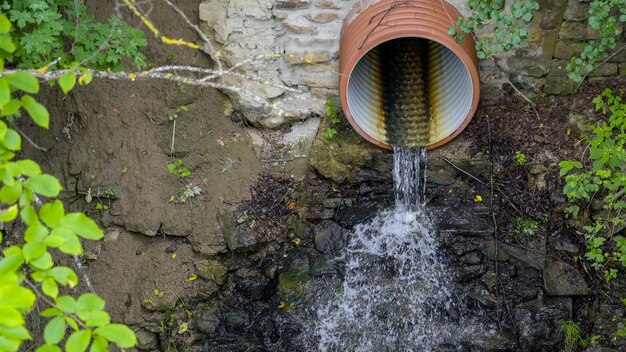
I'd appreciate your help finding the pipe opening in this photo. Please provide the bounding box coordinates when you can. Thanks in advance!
[346,37,474,148]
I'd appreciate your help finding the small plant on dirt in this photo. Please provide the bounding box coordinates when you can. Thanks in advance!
[104,187,118,198]
[515,151,527,165]
[560,88,626,282]
[167,160,191,180]
[514,217,538,236]
[179,184,202,203]
[95,201,109,212]
[324,98,340,140]
[449,0,540,59]
[168,105,190,121]
[560,320,581,352]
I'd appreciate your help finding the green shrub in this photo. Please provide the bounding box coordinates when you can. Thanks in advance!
[0,1,146,70]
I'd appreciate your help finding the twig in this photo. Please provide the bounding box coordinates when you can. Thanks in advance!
[261,156,306,163]
[487,116,519,342]
[170,119,176,158]
[12,124,48,152]
[25,279,87,329]
[161,0,223,72]
[440,157,486,185]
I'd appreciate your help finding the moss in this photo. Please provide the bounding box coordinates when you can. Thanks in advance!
[309,117,384,183]
[277,267,310,311]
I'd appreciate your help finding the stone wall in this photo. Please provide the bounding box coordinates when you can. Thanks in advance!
[198,0,626,127]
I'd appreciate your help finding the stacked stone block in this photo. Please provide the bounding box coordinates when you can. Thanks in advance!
[199,0,626,127]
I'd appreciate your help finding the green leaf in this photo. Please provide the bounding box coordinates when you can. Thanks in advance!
[94,324,136,348]
[66,317,79,331]
[0,204,18,222]
[0,15,11,33]
[0,325,31,341]
[35,344,62,352]
[82,311,111,328]
[0,286,36,308]
[14,160,41,177]
[49,266,78,288]
[44,316,66,344]
[21,95,49,128]
[59,71,76,95]
[25,223,49,242]
[23,242,45,261]
[40,308,63,317]
[42,278,59,298]
[61,213,103,240]
[79,69,93,86]
[29,251,53,270]
[7,72,39,94]
[25,174,62,197]
[0,336,20,352]
[20,205,38,226]
[56,296,77,314]
[1,99,21,117]
[89,336,108,352]
[0,36,15,53]
[3,129,21,151]
[53,228,83,255]
[0,78,10,107]
[40,200,64,228]
[77,293,105,313]
[43,235,65,248]
[0,254,24,275]
[0,305,24,327]
[66,329,91,352]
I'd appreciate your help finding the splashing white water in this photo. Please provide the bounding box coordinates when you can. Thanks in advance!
[316,148,468,351]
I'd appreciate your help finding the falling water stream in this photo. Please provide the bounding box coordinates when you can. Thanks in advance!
[316,146,469,351]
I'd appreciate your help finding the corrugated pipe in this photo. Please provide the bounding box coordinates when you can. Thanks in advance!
[339,0,480,149]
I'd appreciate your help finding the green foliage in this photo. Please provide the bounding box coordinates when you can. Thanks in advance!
[514,217,538,236]
[167,160,191,180]
[0,15,136,351]
[560,320,581,352]
[324,99,340,140]
[449,0,540,59]
[566,0,626,82]
[560,88,626,280]
[168,105,189,121]
[179,185,201,203]
[0,1,147,70]
[515,151,527,165]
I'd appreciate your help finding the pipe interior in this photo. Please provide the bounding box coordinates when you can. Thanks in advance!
[346,37,474,146]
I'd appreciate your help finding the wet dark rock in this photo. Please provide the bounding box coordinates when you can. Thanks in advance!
[431,206,494,236]
[305,207,335,220]
[277,253,310,310]
[501,237,546,270]
[461,251,484,265]
[314,220,348,254]
[543,260,589,296]
[234,268,272,300]
[195,302,221,335]
[457,264,488,283]
[224,309,250,331]
[321,198,342,208]
[335,201,385,228]
[308,251,339,277]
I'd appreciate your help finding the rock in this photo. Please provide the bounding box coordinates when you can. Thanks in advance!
[135,329,158,350]
[527,163,548,191]
[283,15,316,33]
[247,130,266,159]
[321,198,342,208]
[308,251,338,276]
[461,251,484,265]
[189,217,228,256]
[194,259,229,285]
[234,268,272,300]
[194,302,221,335]
[501,237,546,270]
[457,264,487,283]
[274,0,310,9]
[544,260,589,296]
[103,229,120,242]
[217,207,261,252]
[277,250,310,310]
[564,0,589,21]
[224,309,250,331]
[306,12,339,23]
[314,220,348,254]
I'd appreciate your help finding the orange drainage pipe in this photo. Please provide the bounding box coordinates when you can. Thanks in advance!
[339,0,480,150]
